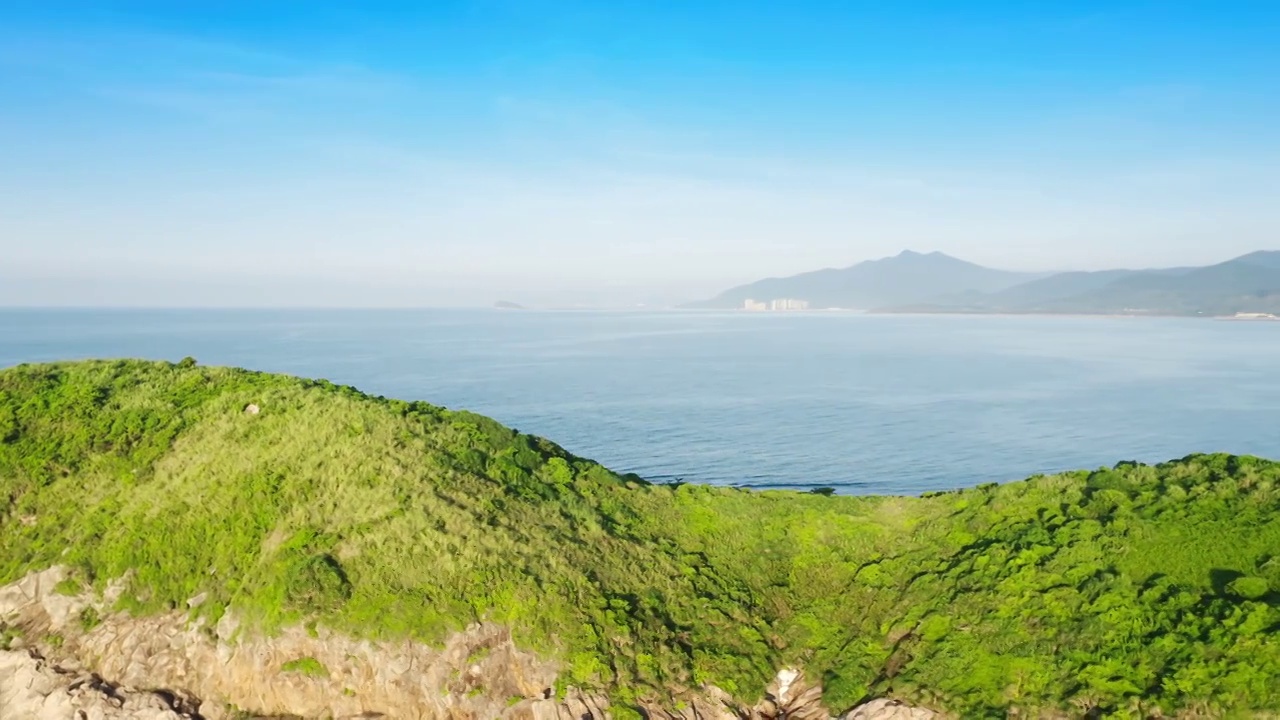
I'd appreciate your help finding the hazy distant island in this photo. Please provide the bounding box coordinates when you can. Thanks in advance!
[494,300,528,310]
[687,249,1280,317]
[2,360,1278,718]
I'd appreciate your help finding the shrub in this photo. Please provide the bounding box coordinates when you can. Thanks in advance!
[1227,576,1270,600]
[280,657,329,678]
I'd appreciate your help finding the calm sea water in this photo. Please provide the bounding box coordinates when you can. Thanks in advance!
[2,309,1277,494]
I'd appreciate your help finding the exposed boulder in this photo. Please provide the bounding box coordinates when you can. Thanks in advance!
[842,699,939,719]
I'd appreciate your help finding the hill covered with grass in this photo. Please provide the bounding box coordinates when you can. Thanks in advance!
[1,360,1278,718]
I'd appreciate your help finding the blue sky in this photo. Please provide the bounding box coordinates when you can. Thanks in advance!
[2,1,1279,306]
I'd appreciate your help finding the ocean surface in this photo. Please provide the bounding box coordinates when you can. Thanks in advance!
[2,309,1278,495]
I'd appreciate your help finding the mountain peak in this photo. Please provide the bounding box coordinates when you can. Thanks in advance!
[687,250,1037,309]
[1232,250,1280,269]
[895,249,949,259]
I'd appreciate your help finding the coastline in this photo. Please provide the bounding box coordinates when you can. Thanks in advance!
[681,305,1280,320]
[681,307,1258,320]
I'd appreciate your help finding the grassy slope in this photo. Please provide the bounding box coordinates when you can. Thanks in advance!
[0,360,1278,718]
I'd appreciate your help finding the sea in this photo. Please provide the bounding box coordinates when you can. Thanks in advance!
[2,308,1278,495]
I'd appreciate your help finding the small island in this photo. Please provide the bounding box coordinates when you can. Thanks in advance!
[493,300,527,310]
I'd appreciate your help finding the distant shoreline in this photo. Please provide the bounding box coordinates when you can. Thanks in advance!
[687,249,1280,320]
[2,306,1276,320]
[678,307,1277,320]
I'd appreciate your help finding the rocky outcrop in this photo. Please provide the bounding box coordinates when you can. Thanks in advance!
[0,649,198,719]
[1,567,939,720]
[1,567,582,719]
[842,699,939,719]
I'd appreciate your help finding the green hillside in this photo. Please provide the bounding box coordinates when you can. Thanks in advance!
[1,360,1278,718]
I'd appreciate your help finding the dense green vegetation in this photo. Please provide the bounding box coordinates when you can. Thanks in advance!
[1,360,1278,718]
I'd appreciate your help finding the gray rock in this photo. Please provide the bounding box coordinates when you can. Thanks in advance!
[842,698,939,720]
[0,649,197,719]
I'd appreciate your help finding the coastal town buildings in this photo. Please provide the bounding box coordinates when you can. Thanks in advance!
[744,298,810,311]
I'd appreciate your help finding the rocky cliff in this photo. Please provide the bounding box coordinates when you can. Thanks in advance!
[1,568,937,720]
[1,650,199,720]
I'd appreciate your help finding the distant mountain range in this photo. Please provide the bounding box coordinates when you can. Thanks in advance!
[687,250,1280,317]
[684,250,1046,310]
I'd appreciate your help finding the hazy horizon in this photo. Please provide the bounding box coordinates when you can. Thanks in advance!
[4,2,1279,307]
[1,245,1275,309]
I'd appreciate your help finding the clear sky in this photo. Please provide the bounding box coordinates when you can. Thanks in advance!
[2,1,1279,307]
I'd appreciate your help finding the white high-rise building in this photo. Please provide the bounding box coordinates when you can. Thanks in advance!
[769,298,810,311]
